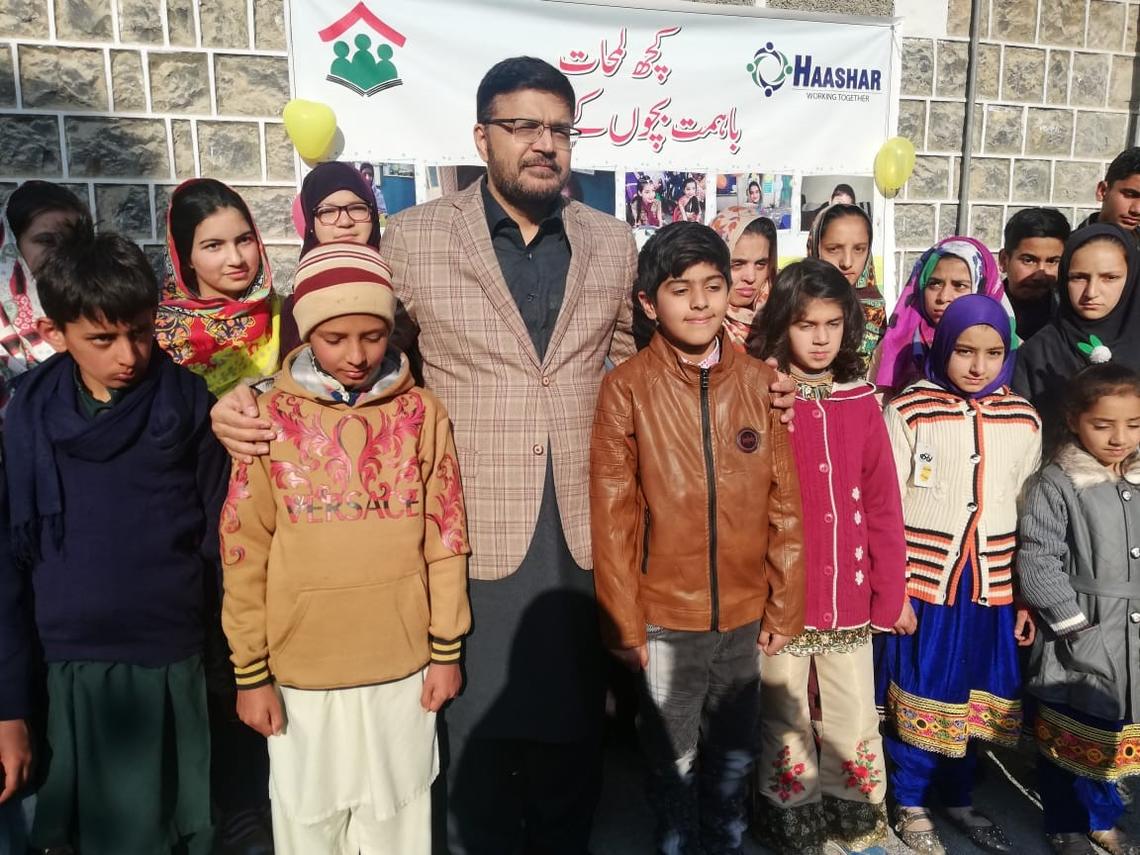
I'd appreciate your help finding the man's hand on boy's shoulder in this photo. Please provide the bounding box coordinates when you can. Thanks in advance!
[236,684,285,738]
[421,663,463,712]
[0,718,31,803]
[763,358,796,427]
[610,644,648,672]
[212,384,276,464]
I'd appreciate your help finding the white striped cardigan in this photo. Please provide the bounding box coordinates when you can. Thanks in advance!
[884,381,1042,607]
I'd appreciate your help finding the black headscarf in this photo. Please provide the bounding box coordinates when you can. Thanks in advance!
[299,162,381,256]
[1053,223,1140,366]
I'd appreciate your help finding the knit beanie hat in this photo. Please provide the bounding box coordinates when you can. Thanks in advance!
[292,242,395,341]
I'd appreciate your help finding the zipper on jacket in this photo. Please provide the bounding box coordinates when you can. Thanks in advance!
[700,368,719,630]
[641,507,651,574]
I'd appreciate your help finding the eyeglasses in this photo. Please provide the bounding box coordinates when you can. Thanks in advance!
[484,118,581,149]
[313,203,372,226]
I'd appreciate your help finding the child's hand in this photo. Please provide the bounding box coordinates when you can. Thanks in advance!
[0,719,31,804]
[1014,608,1036,647]
[236,684,285,737]
[758,631,792,656]
[764,359,797,426]
[892,599,918,635]
[421,663,463,712]
[611,645,649,672]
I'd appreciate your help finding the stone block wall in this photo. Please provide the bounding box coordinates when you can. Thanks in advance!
[3,0,1138,291]
[895,0,1140,280]
[0,0,299,283]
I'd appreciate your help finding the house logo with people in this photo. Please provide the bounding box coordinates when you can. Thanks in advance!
[318,2,406,97]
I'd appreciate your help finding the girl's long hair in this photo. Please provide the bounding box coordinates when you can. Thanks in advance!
[747,257,866,383]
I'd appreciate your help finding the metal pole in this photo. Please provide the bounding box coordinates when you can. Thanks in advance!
[955,0,983,235]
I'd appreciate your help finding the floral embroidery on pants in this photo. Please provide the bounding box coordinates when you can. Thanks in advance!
[841,739,883,796]
[768,745,807,802]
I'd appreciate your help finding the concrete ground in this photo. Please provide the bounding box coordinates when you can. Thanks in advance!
[591,736,1137,854]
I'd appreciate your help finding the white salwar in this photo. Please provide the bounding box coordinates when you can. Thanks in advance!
[267,669,437,855]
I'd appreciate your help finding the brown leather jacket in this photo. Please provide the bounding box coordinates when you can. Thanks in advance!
[590,332,805,649]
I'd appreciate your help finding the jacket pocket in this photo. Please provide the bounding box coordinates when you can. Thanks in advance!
[1059,625,1125,720]
[273,574,430,677]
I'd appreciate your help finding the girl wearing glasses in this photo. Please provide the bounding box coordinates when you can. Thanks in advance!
[279,161,383,352]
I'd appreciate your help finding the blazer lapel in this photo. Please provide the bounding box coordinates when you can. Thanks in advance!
[452,186,541,369]
[544,202,592,367]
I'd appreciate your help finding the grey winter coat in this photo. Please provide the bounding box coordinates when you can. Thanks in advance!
[1018,444,1140,722]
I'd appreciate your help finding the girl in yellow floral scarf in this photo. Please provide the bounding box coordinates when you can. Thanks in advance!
[156,179,279,397]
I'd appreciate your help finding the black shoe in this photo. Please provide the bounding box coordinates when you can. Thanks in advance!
[213,806,274,855]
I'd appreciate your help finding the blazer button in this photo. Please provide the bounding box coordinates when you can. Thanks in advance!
[824,512,834,523]
[1131,547,1140,559]
[823,612,833,623]
[812,409,822,419]
[541,376,551,387]
[967,502,978,511]
[1124,490,1133,501]
[533,444,545,455]
[969,453,981,464]
[819,463,830,473]
[1130,612,1140,624]
[823,565,834,576]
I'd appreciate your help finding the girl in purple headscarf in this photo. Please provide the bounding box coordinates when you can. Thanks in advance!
[870,237,1016,401]
[877,295,1042,855]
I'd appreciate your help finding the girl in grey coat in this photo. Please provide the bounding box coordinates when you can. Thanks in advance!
[1019,362,1140,855]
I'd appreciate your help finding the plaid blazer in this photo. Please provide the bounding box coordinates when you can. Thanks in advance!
[382,182,637,580]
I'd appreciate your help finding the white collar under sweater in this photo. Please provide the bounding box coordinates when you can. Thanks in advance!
[1055,442,1140,490]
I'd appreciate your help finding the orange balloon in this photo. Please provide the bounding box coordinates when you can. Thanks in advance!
[716,174,728,190]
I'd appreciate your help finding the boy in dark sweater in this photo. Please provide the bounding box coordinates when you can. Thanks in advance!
[0,230,229,854]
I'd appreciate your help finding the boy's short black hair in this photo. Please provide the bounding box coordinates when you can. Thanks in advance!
[1002,207,1071,251]
[5,180,92,240]
[636,221,732,304]
[1105,147,1140,186]
[37,229,159,327]
[476,57,576,124]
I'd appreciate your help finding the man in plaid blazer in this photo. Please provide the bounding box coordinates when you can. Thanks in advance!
[381,58,635,854]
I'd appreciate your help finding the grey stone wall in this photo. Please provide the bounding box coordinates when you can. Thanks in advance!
[3,0,1138,291]
[0,0,297,282]
[896,0,1140,280]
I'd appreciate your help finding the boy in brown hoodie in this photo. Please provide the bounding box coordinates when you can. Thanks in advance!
[220,242,470,854]
[591,221,805,855]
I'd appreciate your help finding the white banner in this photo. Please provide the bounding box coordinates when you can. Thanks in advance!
[288,0,900,283]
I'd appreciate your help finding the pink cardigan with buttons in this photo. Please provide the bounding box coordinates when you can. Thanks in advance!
[790,381,907,632]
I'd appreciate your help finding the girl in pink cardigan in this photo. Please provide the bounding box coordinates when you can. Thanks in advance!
[748,258,909,854]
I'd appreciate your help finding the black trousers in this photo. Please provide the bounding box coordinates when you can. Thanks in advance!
[444,732,602,855]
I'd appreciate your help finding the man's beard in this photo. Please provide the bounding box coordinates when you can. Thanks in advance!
[487,150,566,209]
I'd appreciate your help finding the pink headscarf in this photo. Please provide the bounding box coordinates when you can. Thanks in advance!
[874,236,1014,389]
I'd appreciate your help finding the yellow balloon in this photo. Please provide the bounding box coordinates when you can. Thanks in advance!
[874,136,915,197]
[885,136,916,177]
[282,99,337,161]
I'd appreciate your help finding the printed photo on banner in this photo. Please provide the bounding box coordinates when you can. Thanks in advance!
[715,173,794,230]
[421,166,617,218]
[799,175,874,232]
[354,161,415,227]
[624,171,706,230]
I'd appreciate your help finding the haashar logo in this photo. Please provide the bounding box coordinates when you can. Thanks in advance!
[746,42,792,98]
[747,42,883,98]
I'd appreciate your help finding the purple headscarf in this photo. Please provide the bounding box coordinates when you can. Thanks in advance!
[924,293,1015,399]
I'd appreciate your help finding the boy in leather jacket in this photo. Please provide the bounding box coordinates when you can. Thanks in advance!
[590,221,805,855]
